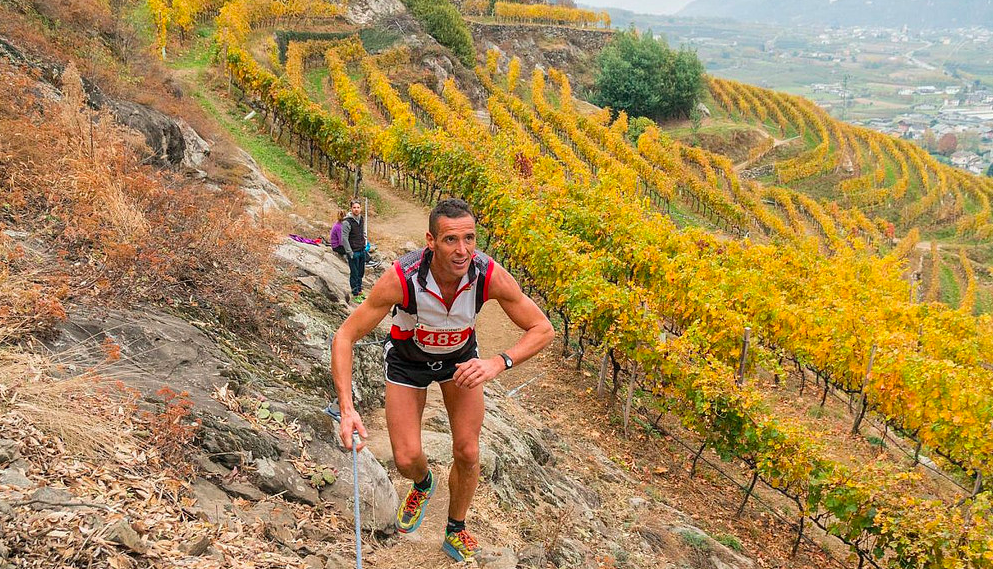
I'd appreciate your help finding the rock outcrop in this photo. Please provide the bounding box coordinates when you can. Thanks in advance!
[0,35,288,216]
[343,0,405,25]
[470,21,613,91]
[106,98,210,169]
[45,242,396,533]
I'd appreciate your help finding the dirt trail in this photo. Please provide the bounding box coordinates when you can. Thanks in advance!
[357,180,537,566]
[732,129,800,173]
[366,175,432,253]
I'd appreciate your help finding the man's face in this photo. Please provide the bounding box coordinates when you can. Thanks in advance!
[426,215,476,281]
[351,203,362,216]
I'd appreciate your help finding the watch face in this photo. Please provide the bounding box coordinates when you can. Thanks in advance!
[502,353,513,369]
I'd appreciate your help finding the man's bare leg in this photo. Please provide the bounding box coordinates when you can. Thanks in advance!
[385,382,429,482]
[439,379,484,521]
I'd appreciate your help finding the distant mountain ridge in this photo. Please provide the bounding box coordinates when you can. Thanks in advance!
[677,0,993,28]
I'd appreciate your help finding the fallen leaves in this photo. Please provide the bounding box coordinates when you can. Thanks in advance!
[2,372,346,568]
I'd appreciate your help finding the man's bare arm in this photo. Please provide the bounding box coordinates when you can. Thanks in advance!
[331,267,403,449]
[453,262,554,389]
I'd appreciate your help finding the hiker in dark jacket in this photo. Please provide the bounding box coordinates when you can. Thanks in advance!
[341,200,367,302]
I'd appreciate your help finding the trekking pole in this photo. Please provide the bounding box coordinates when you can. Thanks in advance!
[505,371,547,398]
[351,430,363,569]
[322,404,363,569]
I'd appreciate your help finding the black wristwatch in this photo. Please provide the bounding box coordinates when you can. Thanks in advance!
[499,352,513,370]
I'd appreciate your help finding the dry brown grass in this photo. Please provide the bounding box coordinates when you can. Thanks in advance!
[0,58,279,339]
[0,349,137,460]
[0,236,68,343]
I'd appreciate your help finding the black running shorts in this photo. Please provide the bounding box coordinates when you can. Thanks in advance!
[383,341,479,389]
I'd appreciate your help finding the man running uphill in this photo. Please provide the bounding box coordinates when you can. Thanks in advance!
[330,198,554,562]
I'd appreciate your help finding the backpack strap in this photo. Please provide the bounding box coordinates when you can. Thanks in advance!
[474,252,495,313]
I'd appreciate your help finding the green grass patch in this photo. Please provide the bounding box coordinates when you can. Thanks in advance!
[167,24,217,71]
[939,265,962,308]
[305,68,327,101]
[667,121,752,139]
[714,533,743,552]
[665,199,715,231]
[681,531,710,551]
[975,289,993,316]
[866,435,887,448]
[170,36,331,204]
[927,225,960,241]
[358,27,402,53]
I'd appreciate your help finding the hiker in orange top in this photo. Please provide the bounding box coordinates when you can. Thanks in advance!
[330,198,554,561]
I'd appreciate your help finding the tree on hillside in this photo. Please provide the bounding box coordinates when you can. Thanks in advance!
[592,29,704,121]
[938,133,958,156]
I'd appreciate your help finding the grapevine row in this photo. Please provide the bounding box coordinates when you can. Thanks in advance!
[492,2,610,28]
[197,17,993,564]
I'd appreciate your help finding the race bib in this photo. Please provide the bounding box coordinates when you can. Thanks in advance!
[414,324,472,353]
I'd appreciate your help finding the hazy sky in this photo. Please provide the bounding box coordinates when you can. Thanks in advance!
[584,0,695,15]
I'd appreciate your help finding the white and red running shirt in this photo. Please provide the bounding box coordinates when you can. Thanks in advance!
[387,247,494,363]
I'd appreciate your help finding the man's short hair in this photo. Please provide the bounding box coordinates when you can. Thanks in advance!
[429,198,475,236]
[350,200,361,207]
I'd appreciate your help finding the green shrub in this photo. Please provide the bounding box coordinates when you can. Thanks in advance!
[403,0,475,67]
[593,28,704,121]
[626,116,654,143]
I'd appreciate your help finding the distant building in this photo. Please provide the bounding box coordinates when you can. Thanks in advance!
[950,151,981,168]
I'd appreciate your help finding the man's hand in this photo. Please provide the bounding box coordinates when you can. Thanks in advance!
[453,356,504,389]
[339,411,368,452]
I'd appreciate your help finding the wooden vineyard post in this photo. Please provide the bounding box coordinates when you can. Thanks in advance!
[819,371,830,408]
[959,472,985,506]
[597,350,610,398]
[736,327,751,386]
[561,311,570,357]
[851,344,877,435]
[623,368,636,435]
[575,324,586,370]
